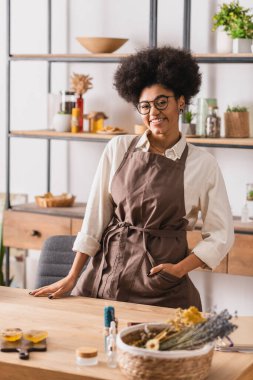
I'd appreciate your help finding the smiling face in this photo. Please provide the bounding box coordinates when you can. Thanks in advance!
[138,84,185,141]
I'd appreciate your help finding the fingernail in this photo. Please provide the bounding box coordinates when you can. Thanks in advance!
[48,295,53,299]
[147,272,152,277]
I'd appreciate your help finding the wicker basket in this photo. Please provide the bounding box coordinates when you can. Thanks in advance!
[35,193,75,208]
[117,323,214,380]
[224,112,249,138]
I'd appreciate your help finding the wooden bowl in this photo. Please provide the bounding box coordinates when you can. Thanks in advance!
[76,37,128,54]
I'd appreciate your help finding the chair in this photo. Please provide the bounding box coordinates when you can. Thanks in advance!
[35,235,77,288]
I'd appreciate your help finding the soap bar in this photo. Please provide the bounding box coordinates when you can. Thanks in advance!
[1,328,23,342]
[23,330,48,343]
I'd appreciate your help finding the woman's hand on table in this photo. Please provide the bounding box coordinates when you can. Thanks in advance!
[29,274,77,299]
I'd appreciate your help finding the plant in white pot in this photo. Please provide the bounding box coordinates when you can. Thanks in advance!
[212,1,253,53]
[224,105,250,138]
[52,112,72,132]
[181,110,196,136]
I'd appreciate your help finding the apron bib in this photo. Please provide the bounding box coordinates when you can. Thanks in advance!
[72,136,201,310]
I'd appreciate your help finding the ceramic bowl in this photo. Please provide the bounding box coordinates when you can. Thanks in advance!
[76,37,128,54]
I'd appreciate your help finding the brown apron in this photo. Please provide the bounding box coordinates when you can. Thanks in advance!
[72,136,202,310]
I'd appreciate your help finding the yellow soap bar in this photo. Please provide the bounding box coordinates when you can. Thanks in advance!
[23,330,48,343]
[1,328,23,342]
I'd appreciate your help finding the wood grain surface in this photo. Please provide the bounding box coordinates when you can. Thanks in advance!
[0,287,252,380]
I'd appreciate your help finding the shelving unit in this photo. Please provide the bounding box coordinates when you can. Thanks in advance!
[4,0,253,284]
[3,0,160,284]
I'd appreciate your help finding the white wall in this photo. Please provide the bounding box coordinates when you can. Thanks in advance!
[0,0,253,315]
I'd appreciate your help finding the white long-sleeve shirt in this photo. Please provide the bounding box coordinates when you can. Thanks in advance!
[73,131,234,269]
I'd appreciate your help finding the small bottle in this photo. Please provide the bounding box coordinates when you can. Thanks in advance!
[106,321,117,368]
[205,106,220,138]
[75,347,98,366]
[75,94,84,132]
[241,203,249,223]
[71,107,80,133]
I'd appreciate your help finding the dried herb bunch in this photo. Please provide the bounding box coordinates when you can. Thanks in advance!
[130,308,237,351]
[70,73,93,95]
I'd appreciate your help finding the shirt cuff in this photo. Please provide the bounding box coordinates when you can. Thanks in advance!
[191,241,228,270]
[72,232,101,257]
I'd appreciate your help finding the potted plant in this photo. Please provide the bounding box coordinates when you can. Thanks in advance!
[224,105,250,138]
[181,110,196,136]
[212,1,253,53]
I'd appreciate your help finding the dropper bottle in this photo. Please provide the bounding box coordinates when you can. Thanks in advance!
[106,321,117,368]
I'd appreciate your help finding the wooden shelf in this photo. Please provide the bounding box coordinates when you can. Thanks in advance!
[10,130,253,148]
[194,53,253,63]
[9,53,253,63]
[10,130,114,142]
[10,203,253,234]
[12,202,86,219]
[10,53,128,63]
[186,137,253,149]
[194,216,253,235]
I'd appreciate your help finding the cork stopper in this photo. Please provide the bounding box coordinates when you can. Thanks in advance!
[76,347,98,358]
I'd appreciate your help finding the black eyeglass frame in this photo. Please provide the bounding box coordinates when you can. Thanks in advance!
[136,95,176,115]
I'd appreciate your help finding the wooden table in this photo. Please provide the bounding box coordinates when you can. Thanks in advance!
[0,287,252,380]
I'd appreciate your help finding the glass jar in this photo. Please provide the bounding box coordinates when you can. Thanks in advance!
[196,98,217,136]
[76,347,98,366]
[60,91,76,114]
[205,106,220,138]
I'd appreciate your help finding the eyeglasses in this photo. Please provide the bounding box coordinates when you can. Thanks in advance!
[136,95,175,115]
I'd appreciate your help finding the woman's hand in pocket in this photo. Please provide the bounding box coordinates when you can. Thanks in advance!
[149,263,183,278]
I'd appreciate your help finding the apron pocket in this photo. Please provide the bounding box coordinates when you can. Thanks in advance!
[158,270,182,283]
[149,270,186,291]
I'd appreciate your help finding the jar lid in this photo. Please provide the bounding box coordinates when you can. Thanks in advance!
[76,347,98,358]
[60,90,75,95]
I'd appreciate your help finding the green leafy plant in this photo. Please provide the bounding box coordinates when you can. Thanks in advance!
[213,1,253,39]
[226,105,248,112]
[183,110,195,124]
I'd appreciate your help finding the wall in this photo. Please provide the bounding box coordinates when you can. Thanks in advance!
[0,0,253,315]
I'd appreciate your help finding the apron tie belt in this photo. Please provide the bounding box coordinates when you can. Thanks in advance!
[91,220,186,298]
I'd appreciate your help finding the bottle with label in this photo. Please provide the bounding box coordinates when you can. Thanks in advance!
[205,106,221,138]
[71,108,80,133]
[106,321,117,368]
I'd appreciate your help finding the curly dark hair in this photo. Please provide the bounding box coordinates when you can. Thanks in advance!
[114,46,201,105]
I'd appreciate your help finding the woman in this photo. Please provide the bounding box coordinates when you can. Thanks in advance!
[31,46,234,309]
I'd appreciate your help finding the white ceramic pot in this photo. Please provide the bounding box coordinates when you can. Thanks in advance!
[52,113,71,132]
[232,38,252,53]
[181,123,196,136]
[216,30,232,53]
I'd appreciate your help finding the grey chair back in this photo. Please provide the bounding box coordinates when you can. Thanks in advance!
[35,235,77,288]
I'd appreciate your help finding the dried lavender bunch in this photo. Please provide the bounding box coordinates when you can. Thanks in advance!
[156,309,237,351]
